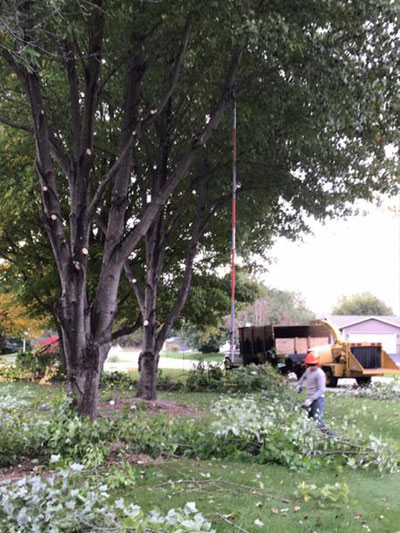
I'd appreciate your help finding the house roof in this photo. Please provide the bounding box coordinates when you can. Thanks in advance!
[37,335,59,346]
[326,315,400,330]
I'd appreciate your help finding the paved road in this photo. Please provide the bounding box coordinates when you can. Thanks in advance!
[104,350,207,372]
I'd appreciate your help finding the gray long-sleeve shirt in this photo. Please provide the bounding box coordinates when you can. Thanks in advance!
[297,367,326,403]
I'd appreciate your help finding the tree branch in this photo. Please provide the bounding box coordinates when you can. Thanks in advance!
[111,315,141,340]
[119,42,245,265]
[143,12,192,124]
[0,23,71,272]
[26,72,71,273]
[87,127,140,218]
[64,39,82,161]
[0,115,32,133]
[156,181,207,352]
[87,13,192,218]
[79,1,104,172]
[48,130,71,175]
[123,261,145,316]
[160,162,227,250]
[94,213,145,316]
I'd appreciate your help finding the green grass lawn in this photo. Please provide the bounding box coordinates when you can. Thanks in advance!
[326,393,400,446]
[103,388,400,532]
[0,380,66,406]
[102,389,400,532]
[127,458,400,532]
[0,379,399,531]
[129,368,191,382]
[0,352,18,363]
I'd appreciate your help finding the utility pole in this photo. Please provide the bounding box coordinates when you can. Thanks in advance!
[229,92,237,364]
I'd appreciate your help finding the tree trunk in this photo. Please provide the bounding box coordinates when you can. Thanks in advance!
[137,350,158,400]
[0,334,6,354]
[137,280,159,399]
[58,266,114,419]
[75,342,102,420]
[55,323,67,371]
[63,328,110,420]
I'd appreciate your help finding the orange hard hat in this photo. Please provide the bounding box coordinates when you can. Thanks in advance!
[305,351,320,365]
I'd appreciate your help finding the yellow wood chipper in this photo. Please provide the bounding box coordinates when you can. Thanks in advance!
[237,319,400,387]
[305,319,400,387]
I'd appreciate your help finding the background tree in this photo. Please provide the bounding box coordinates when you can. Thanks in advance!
[332,292,393,316]
[176,270,259,351]
[0,291,46,352]
[236,286,315,327]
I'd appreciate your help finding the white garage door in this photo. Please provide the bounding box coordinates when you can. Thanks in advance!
[349,333,397,354]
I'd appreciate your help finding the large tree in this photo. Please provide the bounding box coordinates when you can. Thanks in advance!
[0,0,248,418]
[0,0,398,417]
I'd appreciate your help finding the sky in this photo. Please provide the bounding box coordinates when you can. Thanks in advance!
[262,198,400,317]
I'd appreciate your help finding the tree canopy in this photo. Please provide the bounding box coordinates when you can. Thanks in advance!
[332,292,393,316]
[0,0,399,416]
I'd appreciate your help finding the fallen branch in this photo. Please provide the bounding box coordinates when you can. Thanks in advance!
[220,480,291,503]
[155,477,222,488]
[217,514,251,533]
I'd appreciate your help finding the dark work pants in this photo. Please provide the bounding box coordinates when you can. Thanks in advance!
[308,396,325,428]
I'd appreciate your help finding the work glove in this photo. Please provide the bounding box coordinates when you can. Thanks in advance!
[296,386,303,394]
[302,398,312,408]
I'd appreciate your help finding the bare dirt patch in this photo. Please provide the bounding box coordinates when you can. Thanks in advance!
[0,459,48,483]
[99,397,201,417]
[108,440,163,465]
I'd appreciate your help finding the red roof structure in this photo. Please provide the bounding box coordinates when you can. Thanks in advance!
[37,335,59,347]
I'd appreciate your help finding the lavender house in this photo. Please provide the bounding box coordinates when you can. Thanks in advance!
[326,315,400,362]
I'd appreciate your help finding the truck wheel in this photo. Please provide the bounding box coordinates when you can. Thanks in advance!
[323,368,338,388]
[356,377,372,387]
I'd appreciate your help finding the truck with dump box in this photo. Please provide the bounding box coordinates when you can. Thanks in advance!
[234,319,400,387]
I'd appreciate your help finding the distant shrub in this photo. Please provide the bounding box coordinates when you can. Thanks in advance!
[16,351,56,377]
[157,370,184,391]
[0,364,36,382]
[185,362,287,395]
[101,371,136,391]
[167,343,180,353]
[0,349,64,383]
[199,343,219,354]
[106,353,120,363]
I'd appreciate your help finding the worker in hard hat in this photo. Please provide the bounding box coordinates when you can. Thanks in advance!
[296,351,327,428]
